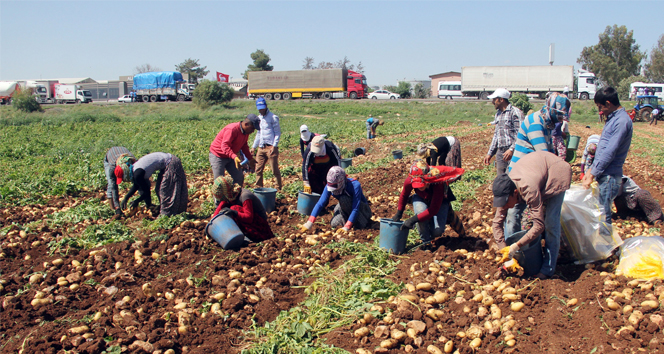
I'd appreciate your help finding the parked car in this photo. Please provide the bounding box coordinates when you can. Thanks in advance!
[118,95,133,103]
[368,90,400,100]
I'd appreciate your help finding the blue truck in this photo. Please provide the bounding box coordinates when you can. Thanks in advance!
[133,71,195,102]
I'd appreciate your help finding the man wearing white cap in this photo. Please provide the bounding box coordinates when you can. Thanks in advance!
[299,125,318,158]
[483,88,524,175]
[252,97,282,189]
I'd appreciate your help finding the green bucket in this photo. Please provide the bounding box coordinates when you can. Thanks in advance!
[567,135,581,150]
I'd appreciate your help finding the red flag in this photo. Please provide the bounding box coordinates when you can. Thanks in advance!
[217,72,229,83]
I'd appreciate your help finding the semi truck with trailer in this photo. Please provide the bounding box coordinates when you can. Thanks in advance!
[0,81,20,105]
[461,66,597,100]
[54,84,92,104]
[132,71,195,102]
[17,81,49,103]
[247,69,368,100]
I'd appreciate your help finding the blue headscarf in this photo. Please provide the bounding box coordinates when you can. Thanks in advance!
[540,93,571,130]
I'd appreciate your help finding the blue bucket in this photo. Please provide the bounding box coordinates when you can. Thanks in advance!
[392,150,403,160]
[379,218,409,254]
[505,230,543,277]
[340,158,353,169]
[205,214,245,250]
[297,191,321,215]
[253,187,278,213]
[354,147,366,156]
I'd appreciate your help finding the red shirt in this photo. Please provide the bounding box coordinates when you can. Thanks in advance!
[209,122,253,160]
[397,177,451,222]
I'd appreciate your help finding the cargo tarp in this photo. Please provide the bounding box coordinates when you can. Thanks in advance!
[133,72,183,91]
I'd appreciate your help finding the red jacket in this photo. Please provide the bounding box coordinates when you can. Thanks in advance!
[209,122,253,160]
[397,177,454,222]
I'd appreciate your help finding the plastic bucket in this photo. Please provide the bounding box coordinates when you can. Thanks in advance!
[297,191,321,215]
[392,150,403,160]
[379,218,409,254]
[354,147,366,156]
[340,158,353,169]
[567,135,581,150]
[505,230,543,277]
[205,214,245,250]
[253,187,278,213]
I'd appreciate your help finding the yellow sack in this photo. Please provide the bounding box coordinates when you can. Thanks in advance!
[616,236,664,280]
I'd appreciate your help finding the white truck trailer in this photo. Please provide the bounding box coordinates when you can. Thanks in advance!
[54,84,92,104]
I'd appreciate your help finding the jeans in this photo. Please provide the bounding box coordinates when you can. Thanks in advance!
[412,195,450,243]
[495,147,510,175]
[597,174,621,225]
[505,202,526,239]
[366,122,374,139]
[540,192,565,277]
[103,158,120,208]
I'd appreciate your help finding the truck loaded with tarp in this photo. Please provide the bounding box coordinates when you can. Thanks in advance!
[461,66,580,100]
[248,69,368,100]
[132,71,195,102]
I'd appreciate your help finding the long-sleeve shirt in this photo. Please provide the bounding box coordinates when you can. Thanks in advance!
[213,189,268,221]
[591,108,632,177]
[133,152,172,180]
[508,111,553,171]
[299,133,318,157]
[105,147,134,168]
[252,110,281,148]
[487,104,523,157]
[397,177,455,222]
[310,178,367,225]
[302,141,341,183]
[210,121,253,160]
[493,151,571,248]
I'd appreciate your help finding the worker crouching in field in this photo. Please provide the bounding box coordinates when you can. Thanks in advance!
[366,115,384,139]
[211,176,274,242]
[614,176,664,226]
[492,151,571,280]
[104,146,136,216]
[392,160,464,251]
[116,152,188,217]
[302,136,341,194]
[299,166,372,234]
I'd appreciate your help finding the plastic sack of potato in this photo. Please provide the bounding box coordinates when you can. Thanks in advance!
[616,236,664,280]
[560,184,623,264]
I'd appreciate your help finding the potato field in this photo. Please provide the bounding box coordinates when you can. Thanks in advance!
[1,100,664,354]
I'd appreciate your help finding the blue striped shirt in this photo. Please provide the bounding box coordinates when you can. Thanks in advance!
[509,111,553,171]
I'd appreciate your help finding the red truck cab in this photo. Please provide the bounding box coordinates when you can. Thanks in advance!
[347,70,368,99]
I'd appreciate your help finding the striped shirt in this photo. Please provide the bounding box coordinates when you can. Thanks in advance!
[105,146,134,168]
[487,104,524,157]
[508,111,553,171]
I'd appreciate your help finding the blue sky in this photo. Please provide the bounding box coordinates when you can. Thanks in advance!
[0,1,660,87]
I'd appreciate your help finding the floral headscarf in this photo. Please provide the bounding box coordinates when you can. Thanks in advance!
[540,93,571,130]
[409,159,465,188]
[416,143,437,159]
[115,154,135,183]
[326,166,347,196]
[211,176,241,202]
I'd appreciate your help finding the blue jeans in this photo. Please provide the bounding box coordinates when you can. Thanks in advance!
[103,158,120,208]
[540,192,565,277]
[505,202,526,239]
[412,195,450,243]
[597,174,621,225]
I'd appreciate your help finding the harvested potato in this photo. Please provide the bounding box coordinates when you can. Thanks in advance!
[510,302,525,312]
[427,345,443,354]
[354,327,370,338]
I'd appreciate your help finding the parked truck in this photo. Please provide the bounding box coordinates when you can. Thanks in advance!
[247,69,368,100]
[0,81,20,105]
[17,81,49,103]
[55,84,92,104]
[461,66,597,100]
[132,71,194,102]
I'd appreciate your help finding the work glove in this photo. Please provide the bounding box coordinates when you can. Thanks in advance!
[400,216,418,230]
[503,259,524,273]
[120,197,129,211]
[130,199,140,210]
[303,185,312,194]
[392,210,404,222]
[220,207,238,218]
[336,227,349,234]
[234,156,242,170]
[114,208,124,217]
[299,220,314,233]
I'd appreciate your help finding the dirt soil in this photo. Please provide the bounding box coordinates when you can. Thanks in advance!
[1,121,663,354]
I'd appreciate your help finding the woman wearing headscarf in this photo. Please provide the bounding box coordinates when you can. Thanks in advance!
[116,152,188,217]
[392,160,464,249]
[614,176,664,226]
[417,136,461,168]
[551,101,571,159]
[299,125,323,158]
[580,134,601,179]
[211,176,274,242]
[299,166,372,233]
[302,136,342,194]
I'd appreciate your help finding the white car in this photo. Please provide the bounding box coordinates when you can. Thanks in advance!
[368,90,400,100]
[118,95,133,103]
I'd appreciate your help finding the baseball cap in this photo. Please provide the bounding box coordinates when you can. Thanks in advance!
[245,114,261,130]
[114,165,124,185]
[310,136,325,155]
[300,125,311,141]
[492,173,516,207]
[256,97,267,110]
[487,88,511,100]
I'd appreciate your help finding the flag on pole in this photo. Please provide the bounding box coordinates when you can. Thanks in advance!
[217,72,229,83]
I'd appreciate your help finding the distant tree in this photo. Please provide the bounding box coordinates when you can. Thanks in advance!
[175,58,209,84]
[193,80,234,109]
[645,34,664,83]
[355,61,364,74]
[617,75,647,101]
[134,64,161,74]
[413,83,430,99]
[577,25,645,88]
[509,93,533,115]
[244,49,273,79]
[12,89,43,113]
[386,82,412,99]
[303,57,315,70]
[317,61,335,70]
